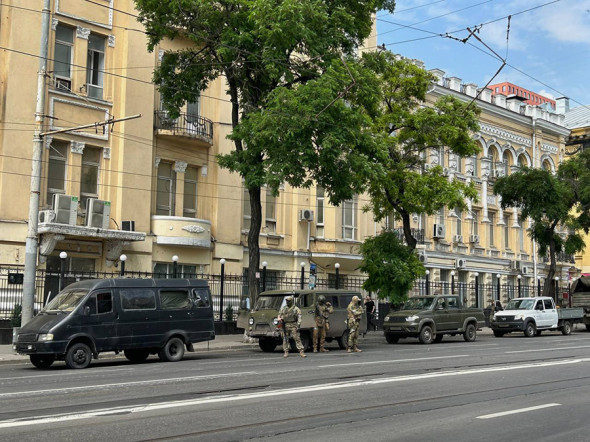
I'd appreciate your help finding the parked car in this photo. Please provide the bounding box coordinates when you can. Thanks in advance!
[13,278,215,369]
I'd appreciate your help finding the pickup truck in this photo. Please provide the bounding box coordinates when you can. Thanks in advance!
[490,296,583,337]
[382,295,485,344]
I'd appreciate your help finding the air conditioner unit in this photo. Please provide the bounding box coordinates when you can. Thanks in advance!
[299,209,314,222]
[85,198,111,229]
[456,258,467,269]
[469,234,480,244]
[433,223,446,238]
[522,266,532,275]
[52,194,78,225]
[38,209,56,224]
[453,234,463,243]
[418,251,427,264]
[122,220,135,232]
[55,78,71,91]
[511,260,522,271]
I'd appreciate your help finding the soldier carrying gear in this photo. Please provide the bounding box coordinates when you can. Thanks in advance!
[278,296,306,358]
[313,295,333,353]
[346,295,363,353]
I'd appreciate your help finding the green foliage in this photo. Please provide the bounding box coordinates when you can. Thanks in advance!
[10,304,22,328]
[359,51,481,249]
[359,232,425,304]
[224,304,235,322]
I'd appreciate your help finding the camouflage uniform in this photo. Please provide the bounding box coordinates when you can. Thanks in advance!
[347,296,363,352]
[313,296,333,352]
[278,297,306,358]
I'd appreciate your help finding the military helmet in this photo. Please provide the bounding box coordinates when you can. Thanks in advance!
[352,295,360,304]
[317,295,326,304]
[285,296,294,306]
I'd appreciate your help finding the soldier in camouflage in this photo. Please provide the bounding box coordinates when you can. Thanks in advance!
[278,296,307,358]
[347,295,363,353]
[313,295,333,353]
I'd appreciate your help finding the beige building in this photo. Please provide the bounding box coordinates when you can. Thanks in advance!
[0,2,573,307]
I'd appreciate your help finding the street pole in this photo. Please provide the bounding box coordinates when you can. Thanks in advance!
[335,263,340,290]
[475,273,479,308]
[59,251,67,293]
[120,254,127,277]
[425,270,430,296]
[451,271,455,294]
[262,261,267,292]
[22,0,51,325]
[300,262,305,290]
[172,255,179,278]
[496,274,501,302]
[517,274,521,298]
[219,259,225,322]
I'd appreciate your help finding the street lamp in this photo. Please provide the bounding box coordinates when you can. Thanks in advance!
[451,271,455,294]
[335,263,340,290]
[59,251,67,293]
[475,273,479,308]
[517,274,521,298]
[425,269,430,296]
[172,255,179,278]
[555,276,560,305]
[220,258,226,321]
[496,274,501,302]
[262,261,267,292]
[538,276,542,297]
[119,254,127,277]
[300,261,306,289]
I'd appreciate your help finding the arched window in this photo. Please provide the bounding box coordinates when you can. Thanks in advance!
[502,150,511,175]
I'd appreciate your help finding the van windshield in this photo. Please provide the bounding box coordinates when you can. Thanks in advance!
[505,299,535,310]
[402,297,435,311]
[254,295,288,311]
[42,289,89,313]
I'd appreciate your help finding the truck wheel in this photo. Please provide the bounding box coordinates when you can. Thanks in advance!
[258,338,277,352]
[337,330,350,349]
[30,354,55,369]
[385,333,399,344]
[562,321,572,336]
[158,337,185,362]
[463,324,477,342]
[434,334,444,343]
[493,331,504,338]
[291,333,310,352]
[124,349,150,363]
[419,325,434,344]
[65,343,92,369]
[524,321,537,338]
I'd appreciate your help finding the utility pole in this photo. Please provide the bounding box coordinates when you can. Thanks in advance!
[22,0,51,325]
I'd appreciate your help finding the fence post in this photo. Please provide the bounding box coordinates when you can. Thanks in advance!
[555,276,559,305]
[262,261,267,292]
[496,274,501,301]
[537,277,541,296]
[59,251,67,292]
[220,259,225,321]
[120,254,126,277]
[451,271,455,294]
[475,273,479,308]
[300,262,305,290]
[517,274,521,297]
[335,262,340,290]
[425,269,430,296]
[172,255,178,278]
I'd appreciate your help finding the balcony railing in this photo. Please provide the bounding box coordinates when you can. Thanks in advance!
[154,110,213,144]
[543,252,575,264]
[392,227,425,245]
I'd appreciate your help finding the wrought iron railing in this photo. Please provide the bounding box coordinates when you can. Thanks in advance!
[392,227,425,245]
[154,110,213,143]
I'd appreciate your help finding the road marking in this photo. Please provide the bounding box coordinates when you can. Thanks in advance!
[506,345,590,354]
[0,358,588,429]
[0,371,257,399]
[319,355,468,368]
[0,367,134,382]
[477,403,561,419]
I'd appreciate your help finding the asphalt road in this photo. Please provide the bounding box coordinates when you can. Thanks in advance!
[2,329,590,442]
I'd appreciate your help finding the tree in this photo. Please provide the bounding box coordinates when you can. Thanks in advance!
[134,0,396,302]
[360,51,481,252]
[359,231,424,305]
[493,150,590,298]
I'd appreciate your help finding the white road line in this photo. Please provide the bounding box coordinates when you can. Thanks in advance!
[506,345,590,354]
[0,358,588,429]
[0,367,134,382]
[319,354,469,368]
[0,371,257,399]
[477,403,561,419]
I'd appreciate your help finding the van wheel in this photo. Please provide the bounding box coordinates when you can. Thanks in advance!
[562,321,572,335]
[419,325,434,344]
[385,333,399,344]
[337,330,350,350]
[290,333,310,352]
[463,324,477,342]
[124,349,150,363]
[65,343,92,369]
[259,338,277,353]
[158,337,185,362]
[524,321,537,338]
[30,354,55,369]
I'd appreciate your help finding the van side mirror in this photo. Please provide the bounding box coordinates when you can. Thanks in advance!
[240,299,249,310]
[83,306,91,316]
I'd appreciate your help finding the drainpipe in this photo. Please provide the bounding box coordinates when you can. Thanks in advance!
[532,117,538,284]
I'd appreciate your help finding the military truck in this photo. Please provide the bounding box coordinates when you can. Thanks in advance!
[243,289,366,352]
[382,294,484,344]
[570,276,590,331]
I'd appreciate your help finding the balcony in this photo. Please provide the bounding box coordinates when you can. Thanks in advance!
[154,111,213,147]
[392,228,425,245]
[543,252,576,264]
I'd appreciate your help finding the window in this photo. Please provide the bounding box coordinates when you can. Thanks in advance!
[186,98,201,134]
[86,34,105,99]
[504,215,510,248]
[495,87,499,92]
[183,166,198,218]
[46,140,68,206]
[54,25,73,91]
[243,187,251,230]
[156,162,175,215]
[121,289,156,310]
[153,262,202,278]
[471,210,479,235]
[342,197,357,240]
[519,220,525,251]
[543,298,553,309]
[160,290,192,310]
[80,146,100,211]
[472,155,479,177]
[437,207,445,224]
[502,151,510,175]
[265,188,276,233]
[489,212,495,247]
[85,292,113,315]
[455,208,462,236]
[316,186,325,238]
[502,85,506,92]
[192,288,210,308]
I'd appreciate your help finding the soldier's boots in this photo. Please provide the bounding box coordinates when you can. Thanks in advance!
[313,347,318,353]
[354,346,362,352]
[299,351,307,358]
[283,351,289,358]
[347,347,352,353]
[320,347,329,352]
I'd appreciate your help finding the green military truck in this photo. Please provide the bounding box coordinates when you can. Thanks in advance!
[241,289,366,352]
[382,294,485,344]
[570,276,590,331]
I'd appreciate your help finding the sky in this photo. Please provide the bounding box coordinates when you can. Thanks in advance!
[375,0,590,109]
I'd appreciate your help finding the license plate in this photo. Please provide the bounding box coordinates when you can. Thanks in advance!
[499,324,509,328]
[388,326,401,330]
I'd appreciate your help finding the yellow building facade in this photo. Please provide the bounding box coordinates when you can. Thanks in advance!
[0,2,573,307]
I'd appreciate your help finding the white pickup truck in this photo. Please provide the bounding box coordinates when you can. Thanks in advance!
[490,296,583,337]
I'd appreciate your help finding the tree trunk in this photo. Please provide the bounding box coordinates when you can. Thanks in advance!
[247,186,262,307]
[543,237,557,299]
[401,211,417,252]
